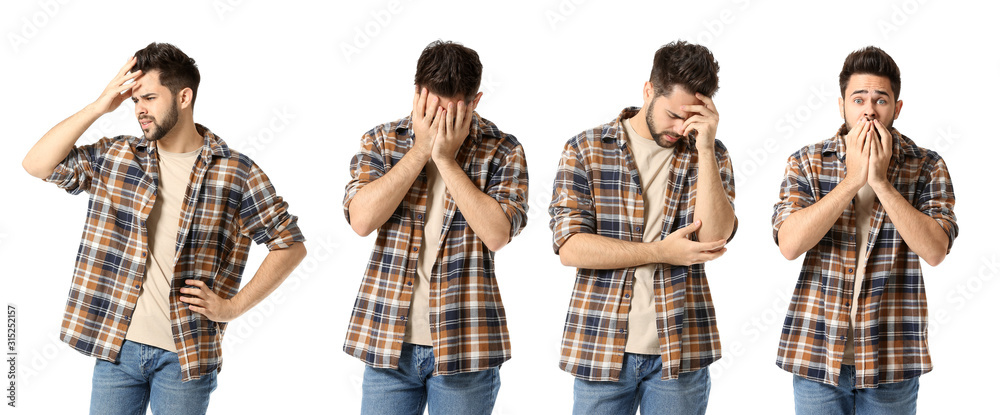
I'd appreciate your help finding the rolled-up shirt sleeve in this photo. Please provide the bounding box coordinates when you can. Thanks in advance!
[917,154,959,252]
[486,140,529,240]
[343,129,386,225]
[772,150,815,245]
[238,160,305,250]
[43,137,117,195]
[549,138,596,254]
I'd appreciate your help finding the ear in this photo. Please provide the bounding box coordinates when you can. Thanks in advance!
[837,96,845,119]
[470,91,483,111]
[893,99,903,120]
[643,81,654,104]
[178,87,194,110]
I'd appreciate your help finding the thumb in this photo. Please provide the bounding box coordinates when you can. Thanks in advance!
[675,219,702,237]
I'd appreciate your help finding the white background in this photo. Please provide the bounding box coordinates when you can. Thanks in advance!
[1,0,997,413]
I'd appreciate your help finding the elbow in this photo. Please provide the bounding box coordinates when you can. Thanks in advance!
[21,157,50,179]
[483,234,509,253]
[778,243,802,261]
[350,220,375,237]
[558,250,576,267]
[923,249,946,267]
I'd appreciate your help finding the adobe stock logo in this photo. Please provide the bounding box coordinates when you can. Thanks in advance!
[7,0,71,54]
[340,0,409,64]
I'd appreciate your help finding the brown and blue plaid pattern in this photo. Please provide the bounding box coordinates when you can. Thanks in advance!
[772,128,958,388]
[342,112,529,375]
[549,107,737,382]
[43,125,304,382]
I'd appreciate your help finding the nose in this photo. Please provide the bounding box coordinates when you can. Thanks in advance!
[861,101,876,120]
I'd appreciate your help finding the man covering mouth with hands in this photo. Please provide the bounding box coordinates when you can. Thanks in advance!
[21,42,307,415]
[772,46,958,415]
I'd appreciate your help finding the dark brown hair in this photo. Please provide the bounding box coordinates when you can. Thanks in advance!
[649,40,720,98]
[839,46,901,100]
[133,42,201,105]
[414,40,482,101]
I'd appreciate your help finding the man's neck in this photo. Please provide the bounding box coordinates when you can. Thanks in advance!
[156,120,202,153]
[629,106,654,141]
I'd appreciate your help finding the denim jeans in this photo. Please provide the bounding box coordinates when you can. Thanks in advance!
[90,340,217,415]
[793,364,919,415]
[572,353,711,415]
[360,343,500,415]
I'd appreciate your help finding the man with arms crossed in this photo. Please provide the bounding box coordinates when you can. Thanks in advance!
[772,46,958,414]
[549,40,736,414]
[22,43,307,414]
[343,40,528,415]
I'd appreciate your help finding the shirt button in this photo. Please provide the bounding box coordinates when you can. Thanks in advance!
[141,252,147,257]
[848,268,854,273]
[412,247,419,252]
[619,329,626,334]
[407,281,413,286]
[401,316,407,321]
[849,236,855,242]
[624,294,631,299]
[841,336,846,341]
[634,226,641,232]
[417,214,424,220]
[134,284,140,289]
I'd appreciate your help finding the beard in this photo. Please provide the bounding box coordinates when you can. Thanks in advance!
[645,100,684,148]
[139,102,179,142]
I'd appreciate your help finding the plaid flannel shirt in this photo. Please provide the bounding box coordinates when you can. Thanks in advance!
[42,124,304,382]
[772,128,958,388]
[342,112,528,375]
[549,107,737,381]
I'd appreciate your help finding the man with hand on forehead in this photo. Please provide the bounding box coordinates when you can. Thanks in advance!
[549,40,737,414]
[343,40,528,415]
[21,42,307,414]
[772,46,958,414]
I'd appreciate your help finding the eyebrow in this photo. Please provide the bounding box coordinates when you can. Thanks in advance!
[850,89,890,97]
[665,109,685,119]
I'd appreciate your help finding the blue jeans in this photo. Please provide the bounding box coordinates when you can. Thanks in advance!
[793,364,918,414]
[90,340,217,415]
[360,343,500,415]
[573,353,710,415]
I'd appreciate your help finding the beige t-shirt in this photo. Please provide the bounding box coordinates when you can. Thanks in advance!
[622,117,676,355]
[124,147,199,352]
[403,160,448,346]
[844,183,876,365]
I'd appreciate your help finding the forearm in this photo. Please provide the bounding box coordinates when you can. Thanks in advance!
[692,149,735,242]
[23,104,103,178]
[558,233,656,270]
[437,159,511,251]
[872,181,949,266]
[227,242,307,317]
[348,150,428,236]
[777,179,860,260]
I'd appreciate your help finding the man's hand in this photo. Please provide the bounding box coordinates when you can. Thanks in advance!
[682,92,719,153]
[868,119,893,187]
[650,220,728,266]
[180,279,239,323]
[411,87,440,161]
[91,56,142,115]
[843,115,872,192]
[432,100,474,164]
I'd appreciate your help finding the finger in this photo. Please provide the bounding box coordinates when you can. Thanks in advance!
[695,92,717,113]
[863,129,873,158]
[446,102,456,136]
[416,88,428,121]
[674,219,702,237]
[425,95,439,121]
[681,104,714,118]
[696,238,728,252]
[455,100,467,130]
[873,120,891,152]
[435,107,445,137]
[188,305,207,316]
[179,296,206,306]
[683,121,703,138]
[699,247,727,262]
[412,87,421,116]
[186,279,207,288]
[115,56,137,78]
[180,287,208,300]
[462,100,474,131]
